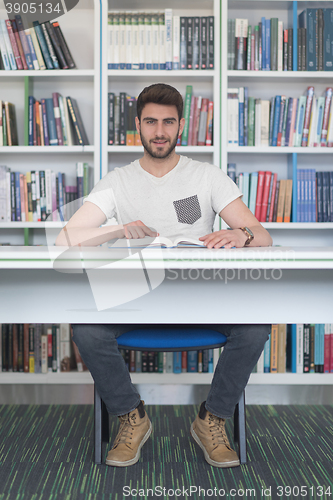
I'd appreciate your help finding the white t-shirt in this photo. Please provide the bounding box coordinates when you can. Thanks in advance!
[83,155,242,240]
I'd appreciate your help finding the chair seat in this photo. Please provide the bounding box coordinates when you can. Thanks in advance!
[116,328,227,351]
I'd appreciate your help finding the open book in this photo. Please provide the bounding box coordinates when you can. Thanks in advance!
[109,236,207,248]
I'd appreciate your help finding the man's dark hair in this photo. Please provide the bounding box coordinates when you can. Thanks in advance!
[136,83,183,122]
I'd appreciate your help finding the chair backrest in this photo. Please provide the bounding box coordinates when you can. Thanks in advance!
[116,328,227,352]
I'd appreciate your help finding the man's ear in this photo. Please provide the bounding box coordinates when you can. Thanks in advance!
[179,117,186,137]
[135,116,140,135]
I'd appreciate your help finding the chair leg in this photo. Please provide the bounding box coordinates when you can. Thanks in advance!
[94,384,103,464]
[235,390,247,464]
[102,398,110,443]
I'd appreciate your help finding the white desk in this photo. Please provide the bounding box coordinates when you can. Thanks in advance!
[1,245,333,387]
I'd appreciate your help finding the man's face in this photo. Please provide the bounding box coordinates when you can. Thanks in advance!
[136,103,185,159]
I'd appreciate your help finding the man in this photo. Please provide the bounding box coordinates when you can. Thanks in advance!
[56,83,272,468]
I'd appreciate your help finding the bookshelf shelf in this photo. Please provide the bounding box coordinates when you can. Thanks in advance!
[0,146,95,153]
[108,70,216,79]
[0,70,95,78]
[2,371,333,386]
[228,70,333,80]
[262,222,333,229]
[0,222,65,229]
[227,146,333,153]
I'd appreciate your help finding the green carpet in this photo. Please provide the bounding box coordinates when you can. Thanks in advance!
[0,405,332,500]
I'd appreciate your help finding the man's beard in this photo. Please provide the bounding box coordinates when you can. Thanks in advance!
[140,128,180,159]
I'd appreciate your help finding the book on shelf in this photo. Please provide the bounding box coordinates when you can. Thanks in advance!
[0,163,92,222]
[228,8,333,71]
[23,93,87,147]
[228,86,333,148]
[0,101,18,146]
[107,9,214,71]
[253,324,333,375]
[0,16,75,71]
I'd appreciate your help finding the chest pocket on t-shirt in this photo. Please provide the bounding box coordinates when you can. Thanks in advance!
[173,195,202,225]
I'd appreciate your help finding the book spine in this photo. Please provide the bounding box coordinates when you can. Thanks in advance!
[180,17,187,69]
[181,85,193,146]
[25,29,39,70]
[14,15,33,69]
[52,93,64,146]
[323,9,333,71]
[5,20,23,69]
[33,22,53,69]
[320,87,333,146]
[172,15,180,69]
[1,19,17,69]
[45,21,68,69]
[52,22,75,68]
[165,9,172,70]
[301,86,314,147]
[186,17,193,69]
[207,16,214,69]
[41,22,59,68]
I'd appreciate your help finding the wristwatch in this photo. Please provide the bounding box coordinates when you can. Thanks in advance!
[239,227,254,246]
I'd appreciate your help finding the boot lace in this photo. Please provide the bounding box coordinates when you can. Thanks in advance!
[112,412,137,449]
[208,413,232,450]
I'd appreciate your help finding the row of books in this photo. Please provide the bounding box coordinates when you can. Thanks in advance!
[228,167,293,223]
[0,101,18,146]
[254,324,333,374]
[228,166,333,223]
[228,17,293,71]
[0,324,87,373]
[227,86,333,147]
[107,10,214,70]
[228,9,333,71]
[0,163,92,222]
[27,93,89,146]
[108,87,214,147]
[0,17,75,71]
[120,349,214,373]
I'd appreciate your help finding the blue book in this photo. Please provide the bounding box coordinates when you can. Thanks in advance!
[173,352,182,373]
[15,172,21,222]
[322,171,330,222]
[323,9,333,70]
[291,324,297,373]
[300,169,305,222]
[272,95,281,146]
[261,18,266,70]
[320,324,325,371]
[248,172,258,215]
[314,324,320,371]
[303,168,310,222]
[316,171,323,222]
[263,336,271,373]
[299,9,317,71]
[187,351,198,372]
[28,96,35,146]
[25,30,39,70]
[295,95,306,147]
[0,22,11,70]
[33,22,53,69]
[45,98,58,146]
[208,349,213,373]
[311,169,316,222]
[265,19,271,69]
[307,169,312,223]
[296,169,301,222]
[238,87,244,146]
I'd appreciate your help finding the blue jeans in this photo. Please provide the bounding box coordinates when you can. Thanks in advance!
[72,324,270,419]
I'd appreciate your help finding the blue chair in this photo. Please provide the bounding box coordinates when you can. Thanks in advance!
[94,328,247,464]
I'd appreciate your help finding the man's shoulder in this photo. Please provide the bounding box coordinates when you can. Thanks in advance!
[180,156,221,175]
[99,160,139,183]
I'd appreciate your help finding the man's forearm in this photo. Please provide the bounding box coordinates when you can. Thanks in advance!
[55,225,125,247]
[247,225,273,247]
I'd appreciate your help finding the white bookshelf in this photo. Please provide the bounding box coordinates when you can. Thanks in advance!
[1,0,333,395]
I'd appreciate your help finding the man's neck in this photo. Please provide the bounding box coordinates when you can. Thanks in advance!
[139,150,180,178]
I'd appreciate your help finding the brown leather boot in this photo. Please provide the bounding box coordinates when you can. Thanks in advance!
[106,401,152,467]
[190,401,240,468]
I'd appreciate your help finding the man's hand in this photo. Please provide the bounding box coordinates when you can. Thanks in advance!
[123,220,159,239]
[199,229,247,249]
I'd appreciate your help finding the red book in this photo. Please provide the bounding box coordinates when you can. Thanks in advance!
[11,19,28,70]
[259,171,272,222]
[254,171,265,220]
[205,101,214,146]
[324,327,331,373]
[197,98,209,145]
[330,331,333,373]
[5,19,23,70]
[181,351,187,373]
[268,173,278,222]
